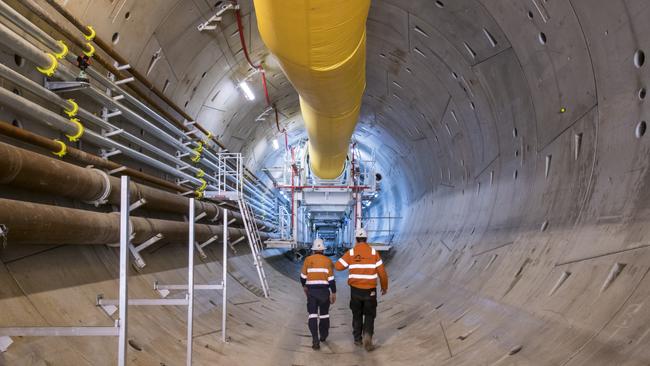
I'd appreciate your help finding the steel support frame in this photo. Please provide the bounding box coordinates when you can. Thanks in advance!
[0,176,131,364]
[153,209,229,342]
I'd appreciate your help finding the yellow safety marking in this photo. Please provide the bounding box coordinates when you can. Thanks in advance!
[65,118,85,142]
[36,53,58,77]
[54,40,68,59]
[63,99,79,117]
[195,169,205,178]
[51,139,67,158]
[83,43,95,57]
[195,190,204,199]
[83,25,96,41]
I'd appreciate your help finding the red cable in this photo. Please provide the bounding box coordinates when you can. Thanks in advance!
[235,7,284,132]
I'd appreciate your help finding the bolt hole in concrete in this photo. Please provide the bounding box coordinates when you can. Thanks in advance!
[636,121,647,138]
[541,220,549,232]
[13,54,24,67]
[528,11,534,19]
[634,50,645,68]
[513,127,518,137]
[124,11,131,19]
[513,169,518,180]
[112,32,119,44]
[639,87,647,100]
[128,339,143,351]
[435,0,444,8]
[539,32,547,45]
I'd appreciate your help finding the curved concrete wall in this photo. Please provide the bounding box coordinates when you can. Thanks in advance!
[1,0,650,365]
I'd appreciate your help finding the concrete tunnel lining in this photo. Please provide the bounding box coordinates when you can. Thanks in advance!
[0,0,649,365]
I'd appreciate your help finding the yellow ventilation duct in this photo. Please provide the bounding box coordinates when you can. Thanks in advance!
[252,0,370,179]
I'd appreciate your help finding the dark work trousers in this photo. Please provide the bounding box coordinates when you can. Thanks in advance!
[307,287,331,344]
[350,287,377,341]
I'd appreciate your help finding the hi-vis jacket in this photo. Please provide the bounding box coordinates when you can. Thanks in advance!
[335,242,388,291]
[301,254,337,293]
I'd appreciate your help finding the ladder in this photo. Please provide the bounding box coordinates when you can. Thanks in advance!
[238,198,270,297]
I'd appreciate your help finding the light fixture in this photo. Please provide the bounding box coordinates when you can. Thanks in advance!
[272,138,280,150]
[239,81,255,101]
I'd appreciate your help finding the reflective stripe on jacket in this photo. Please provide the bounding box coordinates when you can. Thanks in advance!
[335,242,388,291]
[301,253,336,293]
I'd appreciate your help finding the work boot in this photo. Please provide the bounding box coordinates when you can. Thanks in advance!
[312,342,320,350]
[363,333,374,351]
[319,336,327,342]
[354,339,362,346]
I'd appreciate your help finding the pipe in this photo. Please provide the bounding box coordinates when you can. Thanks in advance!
[0,120,257,222]
[13,0,275,200]
[0,198,276,245]
[0,27,271,215]
[253,0,370,179]
[0,120,183,193]
[0,2,278,216]
[0,0,277,211]
[0,141,276,230]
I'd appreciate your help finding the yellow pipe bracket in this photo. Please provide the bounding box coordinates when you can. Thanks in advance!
[51,139,67,158]
[36,53,58,77]
[65,118,84,142]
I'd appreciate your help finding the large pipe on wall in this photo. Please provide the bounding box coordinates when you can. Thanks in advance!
[0,198,275,245]
[0,141,274,230]
[253,0,370,179]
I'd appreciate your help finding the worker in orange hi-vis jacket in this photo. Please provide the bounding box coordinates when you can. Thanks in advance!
[335,227,388,351]
[300,238,337,350]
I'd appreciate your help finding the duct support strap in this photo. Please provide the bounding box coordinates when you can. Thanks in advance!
[253,0,370,179]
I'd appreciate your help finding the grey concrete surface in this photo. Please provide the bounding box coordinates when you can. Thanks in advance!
[1,0,650,365]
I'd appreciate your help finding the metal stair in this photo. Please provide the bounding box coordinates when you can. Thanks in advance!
[237,198,270,298]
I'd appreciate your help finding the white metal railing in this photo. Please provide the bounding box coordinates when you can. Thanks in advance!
[0,176,231,362]
[278,205,291,240]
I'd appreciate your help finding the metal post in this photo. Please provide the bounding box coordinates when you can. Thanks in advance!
[118,176,129,366]
[187,198,195,366]
[222,209,228,342]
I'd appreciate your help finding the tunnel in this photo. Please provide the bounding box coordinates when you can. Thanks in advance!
[0,0,649,365]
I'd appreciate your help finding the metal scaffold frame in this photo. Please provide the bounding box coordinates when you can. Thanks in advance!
[0,176,231,363]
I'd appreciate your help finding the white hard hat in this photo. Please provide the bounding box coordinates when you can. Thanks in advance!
[355,227,368,238]
[311,238,325,251]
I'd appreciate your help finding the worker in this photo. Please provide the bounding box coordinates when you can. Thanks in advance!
[335,227,388,351]
[300,238,337,350]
